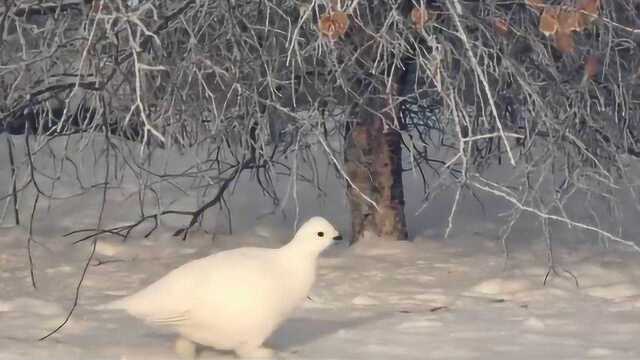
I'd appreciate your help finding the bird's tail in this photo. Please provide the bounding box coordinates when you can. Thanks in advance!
[93,297,128,311]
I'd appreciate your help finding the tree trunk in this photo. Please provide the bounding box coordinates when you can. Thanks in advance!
[344,82,408,244]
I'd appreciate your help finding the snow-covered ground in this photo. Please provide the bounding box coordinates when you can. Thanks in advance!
[1,135,640,359]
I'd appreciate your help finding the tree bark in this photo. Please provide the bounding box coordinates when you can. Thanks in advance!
[344,81,408,244]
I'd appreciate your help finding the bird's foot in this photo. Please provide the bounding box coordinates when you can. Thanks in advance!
[175,336,198,360]
[235,346,274,359]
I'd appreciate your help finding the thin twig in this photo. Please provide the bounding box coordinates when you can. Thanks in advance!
[39,239,97,341]
[7,137,19,225]
[27,192,39,289]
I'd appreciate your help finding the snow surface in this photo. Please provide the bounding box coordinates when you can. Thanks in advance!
[1,135,640,359]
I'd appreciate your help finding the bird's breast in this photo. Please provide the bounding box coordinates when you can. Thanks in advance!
[273,259,316,308]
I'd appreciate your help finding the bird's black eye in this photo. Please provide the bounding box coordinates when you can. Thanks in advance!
[317,231,324,237]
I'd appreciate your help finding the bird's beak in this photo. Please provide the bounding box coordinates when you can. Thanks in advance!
[332,234,343,241]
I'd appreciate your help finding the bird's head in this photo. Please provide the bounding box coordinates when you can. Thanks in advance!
[289,216,342,255]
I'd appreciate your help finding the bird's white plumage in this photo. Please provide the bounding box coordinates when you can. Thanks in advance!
[104,217,341,359]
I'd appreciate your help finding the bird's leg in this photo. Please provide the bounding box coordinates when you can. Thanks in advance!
[175,336,198,360]
[235,345,275,359]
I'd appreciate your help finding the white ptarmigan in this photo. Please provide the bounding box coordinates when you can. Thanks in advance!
[104,217,342,359]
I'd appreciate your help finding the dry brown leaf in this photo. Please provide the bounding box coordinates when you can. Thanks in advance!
[577,0,600,26]
[578,0,600,16]
[539,6,560,36]
[584,55,600,79]
[555,31,575,53]
[558,9,582,32]
[411,7,430,31]
[319,10,349,41]
[493,17,510,36]
[527,0,545,14]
